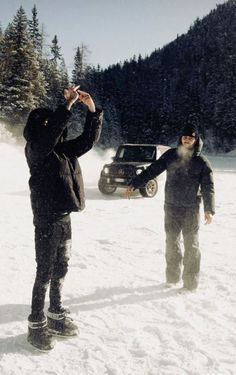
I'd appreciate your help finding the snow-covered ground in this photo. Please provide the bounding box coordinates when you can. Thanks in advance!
[0,138,235,375]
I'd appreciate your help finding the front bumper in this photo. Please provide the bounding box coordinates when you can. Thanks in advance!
[99,175,132,187]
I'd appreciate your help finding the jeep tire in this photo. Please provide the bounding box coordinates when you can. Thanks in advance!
[98,181,117,195]
[139,179,158,198]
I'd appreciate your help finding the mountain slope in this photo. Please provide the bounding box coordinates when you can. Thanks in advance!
[93,1,236,152]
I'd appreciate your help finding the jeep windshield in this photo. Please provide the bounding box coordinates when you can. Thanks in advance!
[115,145,156,162]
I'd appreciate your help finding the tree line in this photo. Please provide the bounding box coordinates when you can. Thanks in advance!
[0,1,235,152]
[90,0,236,152]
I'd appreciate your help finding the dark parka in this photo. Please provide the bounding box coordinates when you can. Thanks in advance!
[131,137,215,214]
[24,105,103,224]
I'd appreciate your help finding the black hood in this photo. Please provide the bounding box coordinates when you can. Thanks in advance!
[23,108,54,141]
[178,135,203,156]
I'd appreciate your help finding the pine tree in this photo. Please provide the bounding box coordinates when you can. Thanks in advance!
[28,5,42,55]
[43,35,67,109]
[67,44,91,139]
[51,35,62,63]
[0,7,47,124]
[0,24,4,121]
[0,24,3,42]
[57,57,69,104]
[71,44,90,85]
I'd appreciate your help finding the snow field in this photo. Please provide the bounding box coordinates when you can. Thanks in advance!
[0,142,235,375]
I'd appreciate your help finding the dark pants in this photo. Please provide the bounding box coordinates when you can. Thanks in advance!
[29,214,71,322]
[164,204,200,289]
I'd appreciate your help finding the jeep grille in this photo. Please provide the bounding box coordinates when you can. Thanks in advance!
[110,165,136,177]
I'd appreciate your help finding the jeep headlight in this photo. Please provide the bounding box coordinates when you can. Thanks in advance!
[136,168,143,175]
[104,167,109,174]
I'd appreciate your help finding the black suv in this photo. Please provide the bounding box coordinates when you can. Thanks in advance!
[98,144,163,198]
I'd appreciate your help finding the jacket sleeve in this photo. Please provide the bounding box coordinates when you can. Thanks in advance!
[29,105,71,159]
[131,149,171,189]
[200,158,215,215]
[58,108,103,158]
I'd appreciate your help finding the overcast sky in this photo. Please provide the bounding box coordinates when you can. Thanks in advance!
[1,0,226,71]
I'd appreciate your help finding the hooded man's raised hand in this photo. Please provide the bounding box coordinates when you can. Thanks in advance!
[64,85,80,110]
[64,86,96,113]
[77,89,96,113]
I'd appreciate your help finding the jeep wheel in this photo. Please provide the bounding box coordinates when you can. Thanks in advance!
[139,179,158,198]
[98,181,117,195]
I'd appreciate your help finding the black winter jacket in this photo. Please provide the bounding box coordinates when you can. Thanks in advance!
[24,105,103,224]
[131,137,215,214]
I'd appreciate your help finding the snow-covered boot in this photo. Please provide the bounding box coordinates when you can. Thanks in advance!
[47,308,79,337]
[27,318,54,351]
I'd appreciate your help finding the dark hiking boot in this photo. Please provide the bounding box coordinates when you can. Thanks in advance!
[47,308,79,337]
[27,318,54,352]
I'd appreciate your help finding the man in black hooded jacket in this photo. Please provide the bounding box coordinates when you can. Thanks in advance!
[126,124,215,292]
[24,86,103,351]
